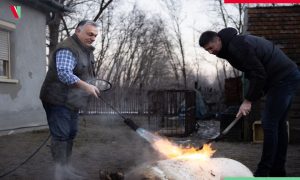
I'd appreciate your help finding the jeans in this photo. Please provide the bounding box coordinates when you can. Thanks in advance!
[42,102,79,141]
[255,69,300,177]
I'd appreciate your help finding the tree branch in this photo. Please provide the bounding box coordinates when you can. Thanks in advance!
[93,0,114,22]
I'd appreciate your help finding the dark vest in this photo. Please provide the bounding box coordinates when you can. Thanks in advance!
[40,34,96,110]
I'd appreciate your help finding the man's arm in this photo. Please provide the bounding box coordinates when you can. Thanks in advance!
[244,54,266,102]
[229,39,266,117]
[74,79,99,97]
[237,51,265,117]
[56,49,99,97]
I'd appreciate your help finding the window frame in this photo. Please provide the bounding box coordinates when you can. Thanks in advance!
[0,20,18,84]
[0,29,10,79]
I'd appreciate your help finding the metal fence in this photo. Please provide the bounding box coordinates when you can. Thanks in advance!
[80,88,148,115]
[81,88,196,136]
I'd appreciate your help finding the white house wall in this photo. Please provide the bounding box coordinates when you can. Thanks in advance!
[0,0,47,132]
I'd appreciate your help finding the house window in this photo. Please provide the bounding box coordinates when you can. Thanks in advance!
[0,30,9,78]
[0,20,18,83]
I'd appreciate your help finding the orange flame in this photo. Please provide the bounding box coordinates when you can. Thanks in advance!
[152,138,216,160]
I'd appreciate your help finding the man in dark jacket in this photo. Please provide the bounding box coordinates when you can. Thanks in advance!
[199,27,300,177]
[40,20,99,179]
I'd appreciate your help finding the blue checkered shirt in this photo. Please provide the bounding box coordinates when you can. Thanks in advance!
[56,49,80,85]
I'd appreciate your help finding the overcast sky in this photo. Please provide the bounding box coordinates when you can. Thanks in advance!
[111,0,235,83]
[131,0,221,82]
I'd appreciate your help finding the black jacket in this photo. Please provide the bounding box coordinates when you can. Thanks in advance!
[217,27,298,101]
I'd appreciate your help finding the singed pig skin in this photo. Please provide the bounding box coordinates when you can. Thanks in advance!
[126,158,253,180]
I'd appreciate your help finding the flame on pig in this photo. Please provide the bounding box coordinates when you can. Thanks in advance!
[136,128,215,160]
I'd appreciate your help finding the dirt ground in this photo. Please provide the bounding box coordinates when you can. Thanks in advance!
[0,115,300,180]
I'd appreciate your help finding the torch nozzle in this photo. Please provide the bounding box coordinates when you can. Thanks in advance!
[124,118,139,131]
[197,134,222,150]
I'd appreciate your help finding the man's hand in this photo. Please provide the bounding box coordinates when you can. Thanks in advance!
[76,80,100,98]
[236,99,252,117]
[85,83,100,98]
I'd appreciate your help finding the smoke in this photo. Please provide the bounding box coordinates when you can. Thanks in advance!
[66,88,90,109]
[54,164,85,180]
[136,128,162,144]
[72,115,162,178]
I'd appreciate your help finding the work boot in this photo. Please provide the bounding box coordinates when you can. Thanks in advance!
[51,140,85,180]
[51,140,68,165]
[66,140,88,178]
[66,140,73,164]
[54,164,85,180]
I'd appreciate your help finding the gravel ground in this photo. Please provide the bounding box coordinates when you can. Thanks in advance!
[0,115,299,180]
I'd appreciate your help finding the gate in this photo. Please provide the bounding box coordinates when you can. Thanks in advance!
[147,90,196,137]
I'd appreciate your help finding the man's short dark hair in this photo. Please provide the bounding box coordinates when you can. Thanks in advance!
[76,20,98,29]
[199,31,218,47]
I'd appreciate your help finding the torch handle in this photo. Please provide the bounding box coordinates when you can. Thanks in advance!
[124,118,139,131]
[221,115,242,136]
[98,96,140,132]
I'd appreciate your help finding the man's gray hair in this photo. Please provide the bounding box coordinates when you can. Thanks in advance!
[76,20,98,30]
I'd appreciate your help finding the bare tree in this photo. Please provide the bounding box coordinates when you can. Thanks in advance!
[212,0,245,79]
[161,0,187,88]
[47,0,115,54]
[162,32,180,87]
[47,1,183,92]
[216,0,228,28]
[93,4,115,75]
[93,0,114,21]
[97,6,177,90]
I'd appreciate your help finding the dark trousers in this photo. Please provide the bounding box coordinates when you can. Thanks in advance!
[42,102,79,141]
[255,69,300,177]
[42,102,79,164]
